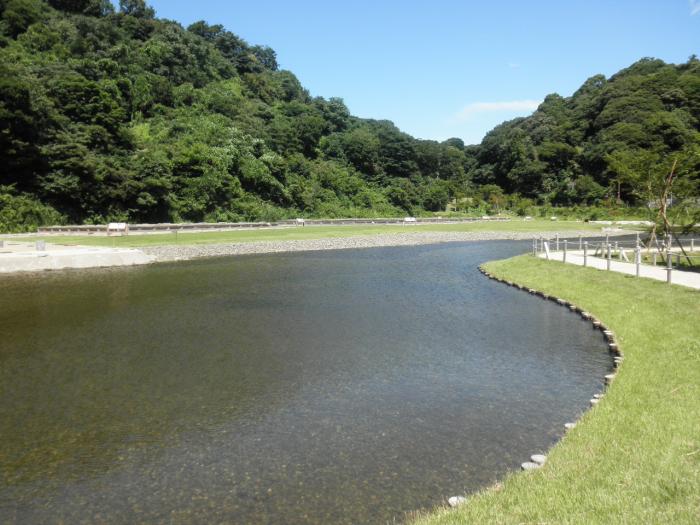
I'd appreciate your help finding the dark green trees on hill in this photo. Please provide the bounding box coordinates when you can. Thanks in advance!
[472,58,700,207]
[0,0,698,230]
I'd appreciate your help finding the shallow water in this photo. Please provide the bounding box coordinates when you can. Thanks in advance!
[0,241,610,524]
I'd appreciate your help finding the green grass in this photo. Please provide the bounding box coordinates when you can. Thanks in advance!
[1,220,603,248]
[413,255,700,524]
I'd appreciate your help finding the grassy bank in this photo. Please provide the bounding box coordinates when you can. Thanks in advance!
[1,220,604,248]
[414,256,699,524]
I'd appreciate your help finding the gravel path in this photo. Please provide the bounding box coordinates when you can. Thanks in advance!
[142,230,626,262]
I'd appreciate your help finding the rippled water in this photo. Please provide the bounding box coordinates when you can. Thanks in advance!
[0,241,611,524]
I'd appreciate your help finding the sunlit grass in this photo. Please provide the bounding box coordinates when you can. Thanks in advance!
[1,220,604,248]
[413,255,700,524]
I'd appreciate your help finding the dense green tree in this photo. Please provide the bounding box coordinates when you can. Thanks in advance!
[251,45,277,71]
[119,0,153,18]
[423,178,450,211]
[0,0,697,230]
[2,0,42,38]
[469,57,700,206]
[48,0,112,15]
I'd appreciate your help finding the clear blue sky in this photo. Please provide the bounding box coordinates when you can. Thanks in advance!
[147,0,699,144]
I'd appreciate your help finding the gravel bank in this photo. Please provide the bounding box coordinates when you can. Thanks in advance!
[142,230,626,262]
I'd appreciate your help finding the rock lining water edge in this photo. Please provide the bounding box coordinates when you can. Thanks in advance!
[473,261,624,511]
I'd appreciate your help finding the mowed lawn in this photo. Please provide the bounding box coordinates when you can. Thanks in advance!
[4,220,603,248]
[413,255,700,524]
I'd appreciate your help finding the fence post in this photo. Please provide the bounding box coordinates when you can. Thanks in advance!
[635,246,641,277]
[563,240,567,263]
[653,251,657,266]
[578,235,582,250]
[667,250,672,284]
[584,241,588,267]
[607,243,612,270]
[555,233,559,252]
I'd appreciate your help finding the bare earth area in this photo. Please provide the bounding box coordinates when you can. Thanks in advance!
[0,242,154,273]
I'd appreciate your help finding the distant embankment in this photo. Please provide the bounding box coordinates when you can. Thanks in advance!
[37,217,510,235]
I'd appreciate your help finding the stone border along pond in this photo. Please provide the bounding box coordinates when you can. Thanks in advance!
[444,264,622,510]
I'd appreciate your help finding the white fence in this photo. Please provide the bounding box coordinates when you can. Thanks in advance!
[532,233,699,284]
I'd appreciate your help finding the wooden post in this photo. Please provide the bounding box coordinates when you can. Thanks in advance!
[555,234,559,252]
[667,250,672,284]
[578,235,582,250]
[563,240,567,263]
[653,251,657,266]
[607,243,612,270]
[584,241,588,267]
[635,246,641,277]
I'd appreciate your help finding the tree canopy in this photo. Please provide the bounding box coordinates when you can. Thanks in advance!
[0,2,698,230]
[472,58,699,208]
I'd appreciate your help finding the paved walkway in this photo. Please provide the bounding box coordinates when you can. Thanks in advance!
[539,250,700,290]
[0,241,154,273]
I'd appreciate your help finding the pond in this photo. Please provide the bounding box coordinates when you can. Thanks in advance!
[0,241,611,524]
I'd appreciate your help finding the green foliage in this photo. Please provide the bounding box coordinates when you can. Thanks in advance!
[0,1,697,232]
[0,186,66,232]
[0,0,474,231]
[472,57,700,208]
[2,0,43,38]
[48,0,112,16]
[119,0,153,19]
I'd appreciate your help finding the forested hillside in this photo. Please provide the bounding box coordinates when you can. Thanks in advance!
[1,0,698,230]
[471,57,700,208]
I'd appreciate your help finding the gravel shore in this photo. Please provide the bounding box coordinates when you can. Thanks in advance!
[142,229,625,262]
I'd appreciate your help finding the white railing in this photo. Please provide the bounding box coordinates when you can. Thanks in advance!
[532,233,699,284]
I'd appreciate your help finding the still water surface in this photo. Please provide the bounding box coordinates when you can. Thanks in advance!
[0,241,610,524]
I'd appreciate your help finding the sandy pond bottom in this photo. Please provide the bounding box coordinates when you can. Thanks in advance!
[0,241,610,524]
